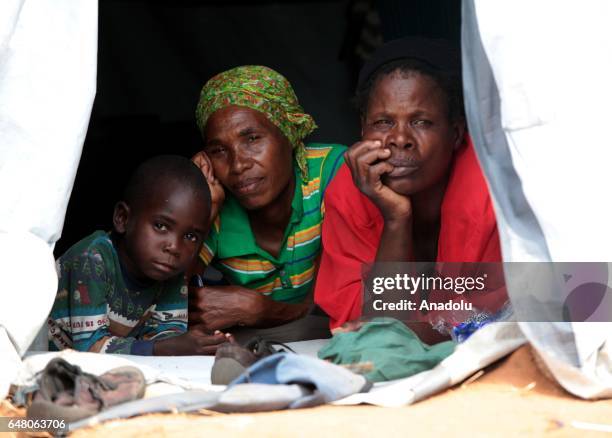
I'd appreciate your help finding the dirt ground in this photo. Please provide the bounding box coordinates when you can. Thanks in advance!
[2,346,612,437]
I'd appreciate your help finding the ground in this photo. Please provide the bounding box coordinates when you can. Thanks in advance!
[2,346,611,437]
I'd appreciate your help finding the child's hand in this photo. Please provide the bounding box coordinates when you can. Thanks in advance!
[153,328,231,356]
[192,151,225,224]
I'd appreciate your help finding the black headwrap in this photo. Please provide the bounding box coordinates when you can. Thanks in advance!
[357,36,460,91]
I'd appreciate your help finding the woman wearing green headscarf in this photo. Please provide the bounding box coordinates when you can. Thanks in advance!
[189,65,346,338]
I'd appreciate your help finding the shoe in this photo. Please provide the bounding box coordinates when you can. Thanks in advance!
[27,358,145,423]
[211,337,295,385]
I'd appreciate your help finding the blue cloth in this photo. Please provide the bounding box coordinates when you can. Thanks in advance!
[451,302,513,342]
[130,340,155,355]
[229,353,370,408]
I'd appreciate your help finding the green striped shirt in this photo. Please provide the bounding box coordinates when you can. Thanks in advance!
[200,143,346,303]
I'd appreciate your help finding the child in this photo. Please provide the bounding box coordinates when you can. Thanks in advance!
[48,155,229,355]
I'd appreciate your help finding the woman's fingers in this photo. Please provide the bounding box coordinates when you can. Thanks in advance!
[209,178,226,206]
[192,151,214,182]
[192,151,225,222]
[344,140,412,218]
[366,160,394,187]
[346,140,386,166]
[346,142,392,192]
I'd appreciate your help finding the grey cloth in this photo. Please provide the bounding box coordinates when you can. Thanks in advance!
[68,391,220,432]
[230,314,331,344]
[67,353,368,432]
[230,353,371,409]
[214,383,312,413]
[68,385,309,432]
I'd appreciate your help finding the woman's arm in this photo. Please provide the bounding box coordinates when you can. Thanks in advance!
[344,140,414,262]
[188,285,310,332]
[192,151,225,225]
[314,164,381,329]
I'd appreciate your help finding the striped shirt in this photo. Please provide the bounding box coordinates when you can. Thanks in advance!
[200,143,346,303]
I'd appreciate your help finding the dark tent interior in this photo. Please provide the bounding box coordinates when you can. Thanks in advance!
[55,0,460,256]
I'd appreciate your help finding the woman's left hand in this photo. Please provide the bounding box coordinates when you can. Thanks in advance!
[188,284,310,331]
[344,140,413,222]
[188,285,265,332]
[192,151,225,224]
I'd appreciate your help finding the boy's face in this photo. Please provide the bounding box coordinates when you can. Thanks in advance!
[113,181,210,282]
[361,71,464,196]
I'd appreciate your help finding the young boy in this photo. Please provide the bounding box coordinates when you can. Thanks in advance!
[48,155,229,355]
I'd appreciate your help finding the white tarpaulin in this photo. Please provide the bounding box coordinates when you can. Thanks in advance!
[463,0,612,398]
[2,0,611,405]
[16,326,525,414]
[16,340,328,394]
[0,0,97,398]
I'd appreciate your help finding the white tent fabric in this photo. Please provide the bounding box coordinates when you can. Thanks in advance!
[2,0,611,405]
[0,0,97,398]
[15,326,524,411]
[15,340,328,394]
[463,0,612,398]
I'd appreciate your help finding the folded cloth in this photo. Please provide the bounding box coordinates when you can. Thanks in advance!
[318,318,456,382]
[230,353,371,409]
[67,355,371,431]
[214,383,312,412]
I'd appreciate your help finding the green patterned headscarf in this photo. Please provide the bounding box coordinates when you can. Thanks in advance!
[195,65,317,181]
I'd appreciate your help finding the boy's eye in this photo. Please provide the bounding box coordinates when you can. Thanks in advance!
[154,222,168,231]
[184,232,199,243]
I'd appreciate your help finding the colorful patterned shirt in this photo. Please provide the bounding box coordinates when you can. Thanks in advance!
[48,231,188,355]
[200,143,346,303]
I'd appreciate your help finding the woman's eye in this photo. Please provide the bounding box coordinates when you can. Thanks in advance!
[373,119,392,126]
[154,223,168,231]
[207,146,226,156]
[412,119,432,127]
[184,232,199,243]
[247,135,259,143]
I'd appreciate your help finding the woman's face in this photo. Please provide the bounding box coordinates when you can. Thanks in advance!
[203,106,294,210]
[361,71,464,196]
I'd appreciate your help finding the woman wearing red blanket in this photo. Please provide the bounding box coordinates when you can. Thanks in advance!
[314,37,506,343]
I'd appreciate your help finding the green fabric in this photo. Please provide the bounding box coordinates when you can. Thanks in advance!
[200,143,346,303]
[318,318,456,382]
[195,65,316,181]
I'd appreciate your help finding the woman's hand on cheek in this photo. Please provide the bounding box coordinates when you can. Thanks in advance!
[192,151,226,223]
[345,140,413,223]
[188,285,265,332]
